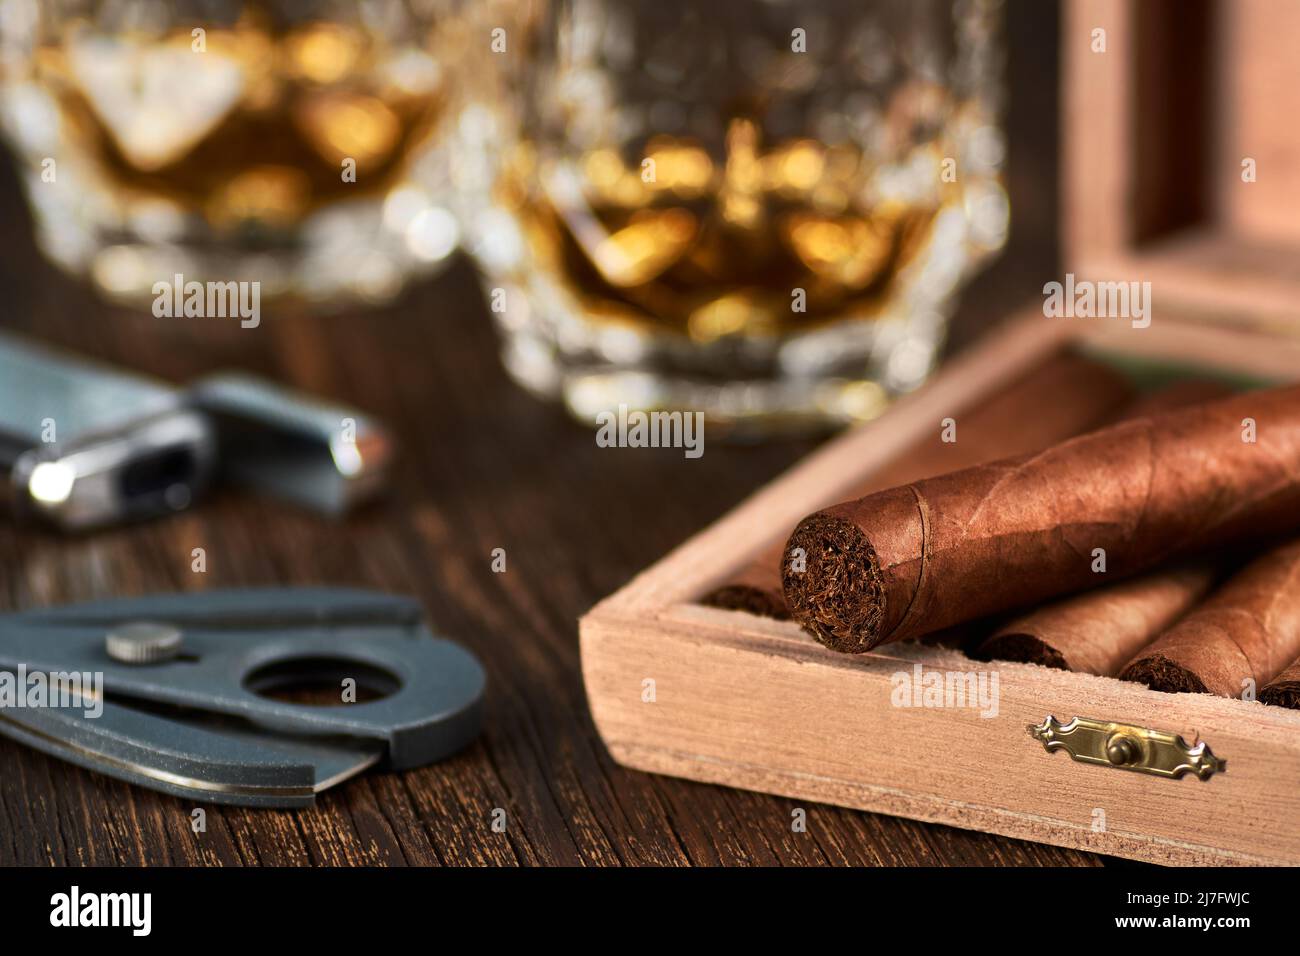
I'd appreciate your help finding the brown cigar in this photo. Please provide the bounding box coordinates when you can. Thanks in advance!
[1260,658,1300,708]
[783,384,1300,654]
[972,382,1234,673]
[1119,540,1300,697]
[703,353,1136,617]
[975,565,1216,674]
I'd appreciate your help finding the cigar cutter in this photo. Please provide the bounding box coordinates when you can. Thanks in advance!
[0,588,485,807]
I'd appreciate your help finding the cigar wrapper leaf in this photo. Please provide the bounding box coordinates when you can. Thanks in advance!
[971,384,1235,673]
[1260,657,1300,709]
[703,353,1137,618]
[974,564,1217,675]
[706,373,1228,622]
[783,384,1300,654]
[1120,539,1300,698]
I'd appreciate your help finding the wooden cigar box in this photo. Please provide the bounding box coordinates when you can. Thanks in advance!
[580,0,1300,866]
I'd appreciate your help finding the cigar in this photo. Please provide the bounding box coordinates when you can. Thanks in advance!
[1119,540,1300,697]
[975,565,1216,674]
[703,353,1136,617]
[1260,658,1300,709]
[783,384,1300,654]
[972,382,1233,674]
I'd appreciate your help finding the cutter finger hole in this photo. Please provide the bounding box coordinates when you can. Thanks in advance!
[243,656,402,707]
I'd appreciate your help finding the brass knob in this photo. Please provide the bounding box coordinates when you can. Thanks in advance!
[1106,735,1140,766]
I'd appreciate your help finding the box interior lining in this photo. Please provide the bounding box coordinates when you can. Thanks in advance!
[1134,0,1300,253]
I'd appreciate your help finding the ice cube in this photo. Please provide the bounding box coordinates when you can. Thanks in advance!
[69,33,244,171]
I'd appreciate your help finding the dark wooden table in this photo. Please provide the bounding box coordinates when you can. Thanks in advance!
[0,7,1108,861]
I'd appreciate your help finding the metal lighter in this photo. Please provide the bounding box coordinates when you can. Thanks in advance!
[0,330,392,530]
[0,330,216,530]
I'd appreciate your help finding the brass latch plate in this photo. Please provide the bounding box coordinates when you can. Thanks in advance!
[1027,716,1225,781]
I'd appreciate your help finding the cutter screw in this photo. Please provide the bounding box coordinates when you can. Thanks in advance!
[106,622,183,664]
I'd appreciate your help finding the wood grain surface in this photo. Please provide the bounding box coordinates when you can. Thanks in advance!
[0,2,1107,865]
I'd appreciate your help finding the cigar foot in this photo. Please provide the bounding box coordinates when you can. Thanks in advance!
[1119,654,1211,694]
[783,513,886,653]
[702,585,790,619]
[1260,680,1300,709]
[975,632,1068,670]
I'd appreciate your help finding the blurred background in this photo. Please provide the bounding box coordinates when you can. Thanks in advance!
[0,0,1068,557]
[0,0,1058,439]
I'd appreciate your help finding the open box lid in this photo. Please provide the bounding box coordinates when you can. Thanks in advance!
[1063,0,1300,334]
